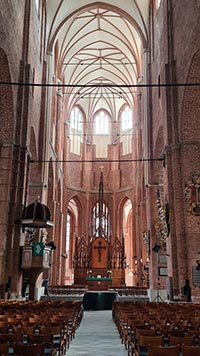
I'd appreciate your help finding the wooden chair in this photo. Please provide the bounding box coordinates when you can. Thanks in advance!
[128,328,157,356]
[169,335,195,346]
[0,342,10,356]
[40,325,65,355]
[13,342,45,356]
[0,332,23,344]
[182,345,200,356]
[148,344,180,356]
[169,329,185,337]
[0,325,9,333]
[28,333,57,355]
[135,334,164,356]
[7,316,17,324]
[0,320,8,328]
[11,324,37,335]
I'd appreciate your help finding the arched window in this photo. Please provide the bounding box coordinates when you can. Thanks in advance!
[70,107,82,131]
[120,106,133,155]
[93,110,110,158]
[92,202,110,239]
[35,0,39,13]
[121,106,132,131]
[69,107,83,155]
[66,214,71,251]
[94,111,109,135]
[155,0,161,9]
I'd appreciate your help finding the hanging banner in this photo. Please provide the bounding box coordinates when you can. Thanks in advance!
[33,242,43,256]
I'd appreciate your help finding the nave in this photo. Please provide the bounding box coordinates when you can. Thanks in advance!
[66,310,127,356]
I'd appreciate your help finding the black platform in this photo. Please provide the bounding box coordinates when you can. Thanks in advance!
[83,291,118,310]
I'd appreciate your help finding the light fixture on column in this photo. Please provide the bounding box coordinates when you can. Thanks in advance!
[196,260,200,271]
[152,243,161,253]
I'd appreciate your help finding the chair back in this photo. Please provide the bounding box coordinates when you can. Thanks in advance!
[169,335,194,346]
[139,334,164,346]
[0,343,9,354]
[148,344,180,356]
[13,342,45,356]
[137,334,164,355]
[182,345,200,356]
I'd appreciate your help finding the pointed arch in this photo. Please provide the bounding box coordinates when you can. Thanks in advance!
[62,195,83,284]
[0,48,14,141]
[118,197,134,286]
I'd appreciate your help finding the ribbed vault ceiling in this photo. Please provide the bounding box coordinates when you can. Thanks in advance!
[46,0,149,118]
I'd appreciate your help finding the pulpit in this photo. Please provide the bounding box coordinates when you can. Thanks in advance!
[20,244,51,269]
[17,199,54,300]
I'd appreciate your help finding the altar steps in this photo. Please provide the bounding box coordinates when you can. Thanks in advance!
[46,285,149,303]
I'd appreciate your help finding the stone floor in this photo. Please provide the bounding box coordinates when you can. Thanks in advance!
[66,310,128,356]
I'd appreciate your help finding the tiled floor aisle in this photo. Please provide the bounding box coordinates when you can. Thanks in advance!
[66,310,128,356]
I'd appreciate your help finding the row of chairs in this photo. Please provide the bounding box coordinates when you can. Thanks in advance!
[134,333,200,356]
[0,325,68,354]
[113,301,200,356]
[148,344,200,356]
[0,300,84,355]
[0,342,55,356]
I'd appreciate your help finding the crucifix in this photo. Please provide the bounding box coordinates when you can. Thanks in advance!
[94,240,106,262]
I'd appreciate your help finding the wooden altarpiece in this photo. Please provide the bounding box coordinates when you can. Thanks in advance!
[73,172,125,289]
[73,234,125,289]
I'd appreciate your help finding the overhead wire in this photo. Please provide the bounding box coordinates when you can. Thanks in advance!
[0,81,200,89]
[30,157,164,163]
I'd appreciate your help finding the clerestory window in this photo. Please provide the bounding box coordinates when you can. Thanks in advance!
[156,0,161,9]
[66,214,70,251]
[121,106,132,131]
[35,0,39,13]
[94,111,109,135]
[120,106,133,155]
[69,106,83,155]
[93,110,111,158]
[70,107,82,131]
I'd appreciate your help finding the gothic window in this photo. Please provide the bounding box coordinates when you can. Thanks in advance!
[121,106,132,131]
[66,213,70,251]
[120,105,133,155]
[69,106,83,155]
[93,110,111,158]
[94,111,109,135]
[155,0,161,9]
[35,0,39,13]
[92,202,110,238]
[71,107,82,131]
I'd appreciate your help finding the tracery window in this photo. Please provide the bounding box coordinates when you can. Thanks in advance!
[92,202,110,238]
[93,110,111,157]
[66,214,70,251]
[70,107,82,131]
[69,106,83,155]
[94,111,109,135]
[120,106,133,155]
[121,106,132,131]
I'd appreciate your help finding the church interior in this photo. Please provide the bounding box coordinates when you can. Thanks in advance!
[0,0,200,354]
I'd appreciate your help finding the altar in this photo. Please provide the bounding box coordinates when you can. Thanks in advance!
[86,277,112,290]
[83,290,118,310]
